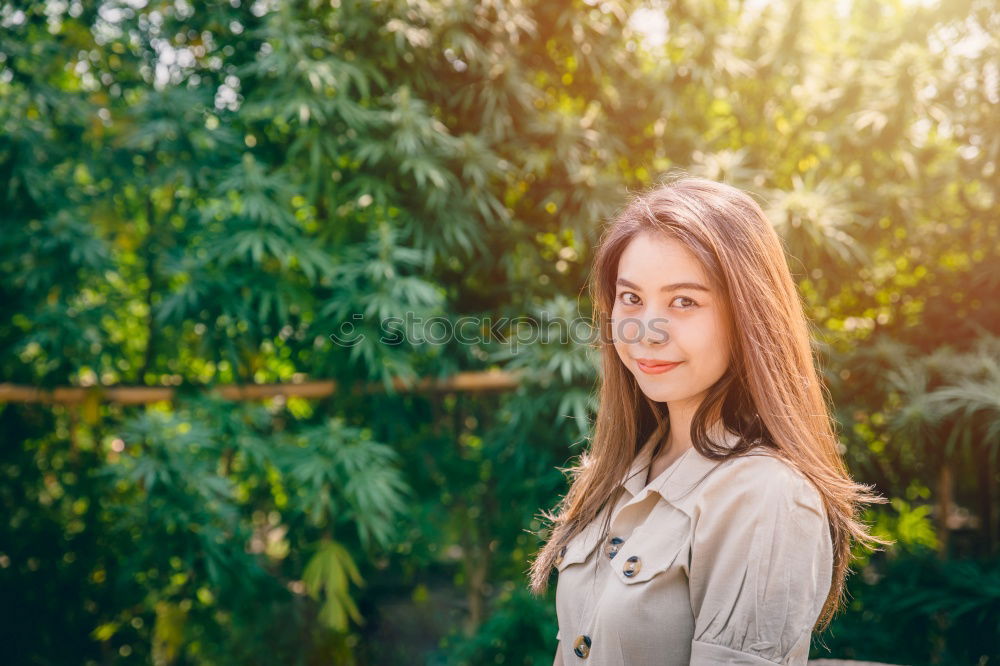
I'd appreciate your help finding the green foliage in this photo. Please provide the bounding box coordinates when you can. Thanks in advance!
[871,498,939,554]
[303,538,365,632]
[285,417,412,548]
[816,549,1000,665]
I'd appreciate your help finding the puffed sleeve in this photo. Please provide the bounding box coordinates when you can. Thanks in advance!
[687,456,833,665]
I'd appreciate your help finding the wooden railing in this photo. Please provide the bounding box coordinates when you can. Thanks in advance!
[0,369,523,405]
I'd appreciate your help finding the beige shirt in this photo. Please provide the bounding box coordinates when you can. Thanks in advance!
[552,422,833,665]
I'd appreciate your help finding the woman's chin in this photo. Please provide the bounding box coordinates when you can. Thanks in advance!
[633,384,677,403]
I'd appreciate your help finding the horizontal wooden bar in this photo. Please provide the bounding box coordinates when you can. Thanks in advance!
[0,369,523,405]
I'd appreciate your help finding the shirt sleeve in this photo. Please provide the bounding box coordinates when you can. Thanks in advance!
[687,456,833,665]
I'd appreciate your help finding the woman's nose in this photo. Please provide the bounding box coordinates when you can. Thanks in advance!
[613,312,671,345]
[643,315,670,345]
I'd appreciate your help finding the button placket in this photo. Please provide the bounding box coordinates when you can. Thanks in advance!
[558,524,604,661]
[557,492,635,661]
[602,490,656,567]
[558,462,690,660]
[605,536,625,559]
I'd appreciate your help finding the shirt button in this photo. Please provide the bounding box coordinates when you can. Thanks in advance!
[554,545,567,567]
[606,536,624,559]
[573,634,592,658]
[623,555,642,577]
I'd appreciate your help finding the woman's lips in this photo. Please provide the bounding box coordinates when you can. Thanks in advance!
[635,360,683,375]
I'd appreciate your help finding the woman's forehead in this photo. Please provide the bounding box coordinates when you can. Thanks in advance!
[617,234,709,287]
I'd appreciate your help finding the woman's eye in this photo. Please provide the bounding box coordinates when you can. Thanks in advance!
[617,292,697,308]
[617,291,641,306]
[672,296,697,308]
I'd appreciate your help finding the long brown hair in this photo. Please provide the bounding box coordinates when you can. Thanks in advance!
[526,174,893,633]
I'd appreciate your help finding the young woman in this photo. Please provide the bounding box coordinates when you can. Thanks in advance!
[527,176,893,665]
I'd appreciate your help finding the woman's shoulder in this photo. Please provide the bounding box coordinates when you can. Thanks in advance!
[694,449,826,519]
[713,448,807,480]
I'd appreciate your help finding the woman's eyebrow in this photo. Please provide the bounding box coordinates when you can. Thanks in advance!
[616,278,711,292]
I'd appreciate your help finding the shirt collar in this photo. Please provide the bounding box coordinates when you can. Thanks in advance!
[619,419,743,500]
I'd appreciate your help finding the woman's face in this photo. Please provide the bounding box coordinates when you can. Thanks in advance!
[611,231,732,405]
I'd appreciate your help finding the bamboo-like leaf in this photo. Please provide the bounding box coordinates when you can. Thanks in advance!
[302,538,365,631]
